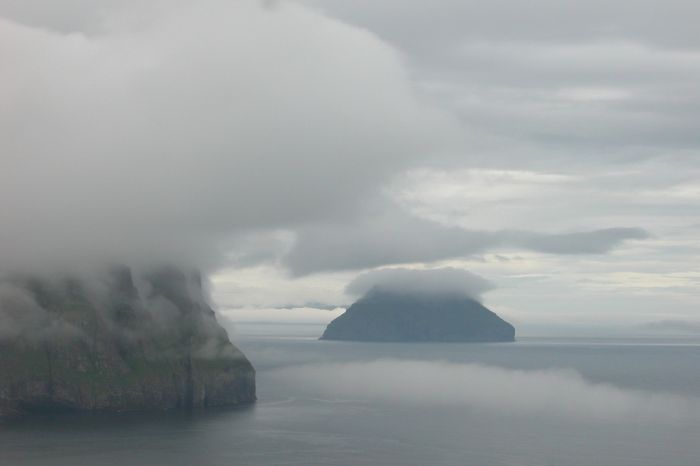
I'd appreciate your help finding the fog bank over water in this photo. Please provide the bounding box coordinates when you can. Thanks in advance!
[5,335,700,465]
[271,358,698,422]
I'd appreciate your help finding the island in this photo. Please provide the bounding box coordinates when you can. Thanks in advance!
[0,266,255,417]
[321,287,515,343]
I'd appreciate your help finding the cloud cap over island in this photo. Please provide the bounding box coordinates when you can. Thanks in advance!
[345,267,495,301]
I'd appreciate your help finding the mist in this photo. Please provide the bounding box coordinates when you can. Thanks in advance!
[270,358,698,422]
[284,209,649,275]
[0,0,456,275]
[0,0,652,289]
[2,1,699,464]
[345,267,494,300]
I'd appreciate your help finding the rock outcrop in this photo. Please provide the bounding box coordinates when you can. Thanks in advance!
[0,266,255,416]
[321,288,515,343]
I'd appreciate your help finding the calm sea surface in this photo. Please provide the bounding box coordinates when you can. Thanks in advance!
[3,329,700,465]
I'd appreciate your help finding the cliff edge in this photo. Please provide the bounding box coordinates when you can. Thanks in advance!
[0,266,255,416]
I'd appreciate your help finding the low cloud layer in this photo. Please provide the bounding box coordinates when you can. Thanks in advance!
[2,0,686,327]
[0,282,83,342]
[0,0,455,274]
[285,209,648,275]
[304,0,700,164]
[0,0,651,279]
[641,320,700,334]
[271,359,698,422]
[345,267,494,299]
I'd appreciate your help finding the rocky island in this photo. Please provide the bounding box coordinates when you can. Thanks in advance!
[321,288,515,342]
[0,266,255,418]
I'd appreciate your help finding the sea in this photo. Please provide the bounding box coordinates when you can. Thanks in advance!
[2,324,700,465]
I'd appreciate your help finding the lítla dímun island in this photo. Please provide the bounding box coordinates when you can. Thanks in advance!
[0,266,255,418]
[321,268,515,343]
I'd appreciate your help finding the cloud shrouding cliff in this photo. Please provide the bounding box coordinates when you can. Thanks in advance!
[0,0,653,296]
[0,0,455,273]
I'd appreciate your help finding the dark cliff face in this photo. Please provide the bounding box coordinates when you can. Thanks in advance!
[321,288,515,343]
[0,266,255,416]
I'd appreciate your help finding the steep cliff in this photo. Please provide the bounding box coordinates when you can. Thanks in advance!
[0,266,255,416]
[321,288,515,343]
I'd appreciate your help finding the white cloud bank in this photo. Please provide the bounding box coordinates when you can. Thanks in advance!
[271,359,698,422]
[345,267,494,299]
[0,0,456,274]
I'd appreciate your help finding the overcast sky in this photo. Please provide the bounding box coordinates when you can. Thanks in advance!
[2,0,698,334]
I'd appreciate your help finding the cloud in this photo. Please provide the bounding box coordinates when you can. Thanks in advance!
[504,228,649,254]
[0,0,457,274]
[391,165,700,232]
[0,282,84,342]
[284,208,648,275]
[640,320,700,334]
[274,302,344,311]
[302,0,700,173]
[1,0,692,326]
[302,0,700,50]
[345,267,494,299]
[271,359,698,422]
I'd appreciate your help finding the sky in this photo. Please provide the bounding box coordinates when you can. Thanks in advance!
[1,0,699,334]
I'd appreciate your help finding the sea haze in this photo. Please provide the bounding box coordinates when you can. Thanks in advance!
[3,331,700,466]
